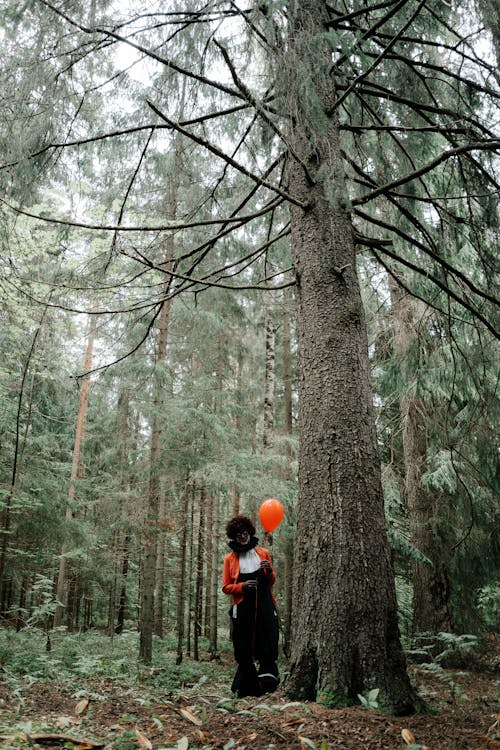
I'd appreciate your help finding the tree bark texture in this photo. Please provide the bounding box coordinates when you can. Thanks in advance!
[203,490,214,638]
[175,478,190,665]
[285,0,416,713]
[263,311,276,450]
[390,279,452,634]
[193,484,205,661]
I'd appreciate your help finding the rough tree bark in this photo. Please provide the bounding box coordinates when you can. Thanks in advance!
[263,310,276,450]
[285,0,416,713]
[282,287,294,655]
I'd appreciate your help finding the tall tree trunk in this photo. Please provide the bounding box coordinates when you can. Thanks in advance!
[231,350,243,517]
[285,0,416,713]
[186,482,195,657]
[16,575,28,632]
[175,477,190,664]
[0,301,51,602]
[154,485,167,637]
[140,289,172,661]
[116,534,130,635]
[107,532,120,637]
[263,311,276,450]
[389,277,452,634]
[209,493,219,655]
[116,389,132,635]
[54,312,96,627]
[203,490,214,638]
[193,485,205,661]
[282,286,294,655]
[140,117,182,655]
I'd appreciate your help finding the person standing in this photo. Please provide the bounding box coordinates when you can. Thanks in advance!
[222,515,280,697]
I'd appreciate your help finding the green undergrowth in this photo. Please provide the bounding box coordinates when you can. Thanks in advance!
[0,627,233,696]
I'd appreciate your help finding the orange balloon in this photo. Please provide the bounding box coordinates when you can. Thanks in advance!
[259,498,284,532]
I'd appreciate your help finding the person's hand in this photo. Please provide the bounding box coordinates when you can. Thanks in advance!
[260,560,271,572]
[243,579,257,590]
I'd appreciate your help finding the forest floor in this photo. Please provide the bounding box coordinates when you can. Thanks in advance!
[0,638,498,750]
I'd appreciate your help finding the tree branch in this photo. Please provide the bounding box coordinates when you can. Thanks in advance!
[146,101,308,208]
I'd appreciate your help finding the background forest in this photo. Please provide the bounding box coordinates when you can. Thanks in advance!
[0,0,498,707]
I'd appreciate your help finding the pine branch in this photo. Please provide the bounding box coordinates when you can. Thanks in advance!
[38,0,247,102]
[214,39,315,184]
[146,101,308,208]
[332,0,413,69]
[354,208,500,338]
[356,198,500,309]
[352,141,500,206]
[371,249,473,325]
[331,0,428,111]
[350,83,495,139]
[121,246,294,294]
[326,0,406,26]
[0,195,283,233]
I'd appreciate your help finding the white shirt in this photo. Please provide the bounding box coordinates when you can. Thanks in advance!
[238,548,261,574]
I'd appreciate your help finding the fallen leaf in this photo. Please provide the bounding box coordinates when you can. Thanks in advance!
[75,699,90,716]
[401,728,416,745]
[299,737,316,749]
[178,708,202,726]
[176,738,189,750]
[281,718,303,728]
[135,728,152,750]
[241,732,257,742]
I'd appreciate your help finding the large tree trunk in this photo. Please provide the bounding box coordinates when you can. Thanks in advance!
[263,310,276,450]
[54,312,96,627]
[282,287,294,655]
[285,0,416,714]
[389,278,452,634]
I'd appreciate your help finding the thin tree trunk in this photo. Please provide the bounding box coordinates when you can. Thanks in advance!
[285,0,416,713]
[389,277,452,634]
[0,301,51,601]
[209,493,219,656]
[141,114,182,653]
[231,350,243,517]
[203,490,214,638]
[116,535,130,635]
[186,483,195,657]
[16,575,28,632]
[176,477,190,665]
[108,532,120,637]
[116,390,132,636]
[54,312,96,627]
[154,485,167,637]
[193,485,205,661]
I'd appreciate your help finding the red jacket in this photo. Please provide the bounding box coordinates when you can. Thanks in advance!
[222,546,276,605]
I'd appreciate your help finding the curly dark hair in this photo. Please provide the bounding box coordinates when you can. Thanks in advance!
[226,515,255,540]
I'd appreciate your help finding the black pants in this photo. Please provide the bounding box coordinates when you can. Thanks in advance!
[230,571,279,697]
